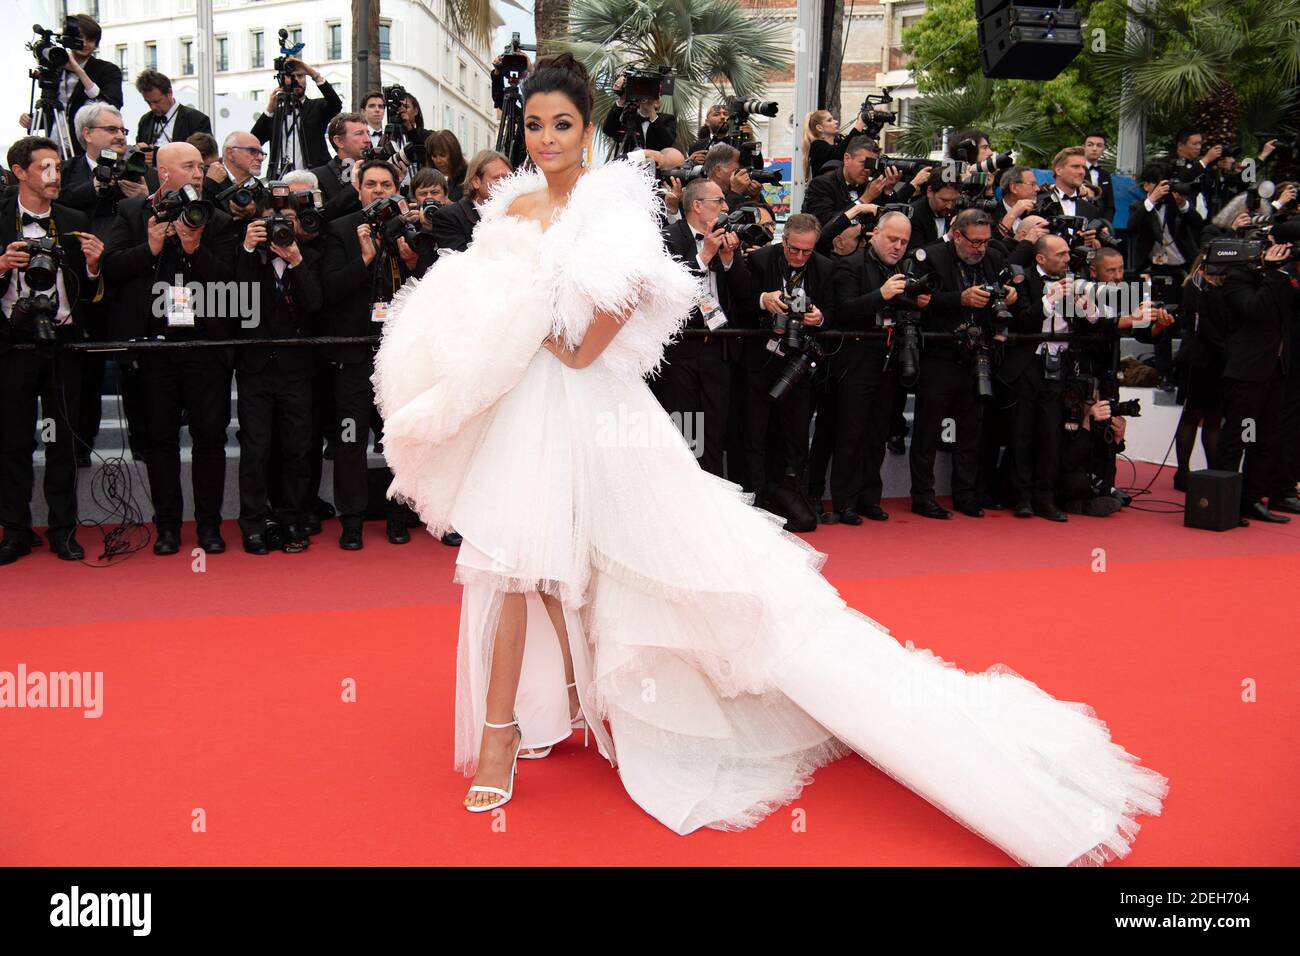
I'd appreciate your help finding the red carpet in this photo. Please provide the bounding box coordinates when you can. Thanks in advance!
[2,463,1296,866]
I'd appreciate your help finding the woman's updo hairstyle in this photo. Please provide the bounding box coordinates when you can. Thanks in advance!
[520,53,595,126]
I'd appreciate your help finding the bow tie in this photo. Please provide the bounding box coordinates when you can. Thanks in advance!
[21,212,50,227]
[693,232,705,241]
[1059,193,1078,201]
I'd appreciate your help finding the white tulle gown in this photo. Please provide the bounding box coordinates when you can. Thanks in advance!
[372,159,1168,866]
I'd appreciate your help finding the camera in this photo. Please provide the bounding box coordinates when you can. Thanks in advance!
[1063,375,1140,435]
[290,189,325,239]
[258,181,297,249]
[418,197,445,226]
[722,96,779,171]
[618,66,676,104]
[150,184,214,227]
[882,258,928,387]
[498,33,529,84]
[93,147,150,187]
[951,138,1014,176]
[26,19,82,72]
[712,206,772,248]
[216,176,267,210]
[19,236,62,292]
[768,287,825,401]
[273,27,306,88]
[868,154,940,179]
[658,162,706,185]
[857,88,897,137]
[362,195,421,251]
[8,236,63,346]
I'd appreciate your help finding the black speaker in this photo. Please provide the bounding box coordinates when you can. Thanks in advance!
[978,3,1084,80]
[1184,469,1243,531]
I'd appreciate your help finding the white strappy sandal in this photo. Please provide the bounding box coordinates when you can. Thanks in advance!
[518,681,588,759]
[464,713,523,812]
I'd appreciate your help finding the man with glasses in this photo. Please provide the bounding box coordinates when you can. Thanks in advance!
[251,56,343,173]
[61,103,158,213]
[908,209,1017,519]
[208,132,266,237]
[656,178,752,479]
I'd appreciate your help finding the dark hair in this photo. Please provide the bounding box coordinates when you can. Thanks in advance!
[948,128,989,161]
[136,69,172,96]
[784,212,822,235]
[1139,161,1170,184]
[361,89,384,108]
[952,208,993,232]
[520,53,594,126]
[186,131,218,160]
[844,134,879,157]
[71,14,101,46]
[424,129,467,182]
[410,167,448,193]
[1084,131,1107,144]
[1174,128,1202,147]
[328,111,367,150]
[402,92,424,131]
[357,159,399,189]
[7,136,60,170]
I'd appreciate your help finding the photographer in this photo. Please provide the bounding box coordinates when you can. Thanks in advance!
[427,150,511,254]
[803,109,870,180]
[1212,241,1297,524]
[688,103,733,162]
[134,70,211,149]
[309,112,370,221]
[801,136,901,256]
[1037,147,1106,229]
[1080,132,1115,222]
[250,55,343,172]
[234,182,324,554]
[603,72,677,151]
[322,159,432,549]
[101,141,237,556]
[829,210,931,524]
[995,166,1042,244]
[208,132,267,233]
[1057,386,1127,517]
[907,179,962,252]
[61,103,158,214]
[740,213,831,528]
[0,136,103,565]
[1169,254,1227,492]
[701,144,746,211]
[1170,128,1219,221]
[656,178,753,479]
[908,209,1018,519]
[19,14,123,157]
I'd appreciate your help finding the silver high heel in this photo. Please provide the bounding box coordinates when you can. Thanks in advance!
[464,713,522,812]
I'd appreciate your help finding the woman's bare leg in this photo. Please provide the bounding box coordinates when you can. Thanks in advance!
[538,592,580,721]
[464,591,527,809]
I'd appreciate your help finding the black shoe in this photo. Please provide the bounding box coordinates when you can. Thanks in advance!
[1082,497,1122,517]
[242,532,269,555]
[303,514,322,536]
[1269,496,1300,515]
[49,532,84,561]
[197,526,226,553]
[339,526,364,550]
[76,452,92,468]
[440,530,463,546]
[954,502,985,518]
[818,510,841,525]
[312,498,336,521]
[153,528,180,555]
[911,499,951,520]
[386,518,411,544]
[1111,489,1133,507]
[860,504,889,521]
[1033,502,1069,523]
[263,521,285,552]
[1173,471,1189,492]
[1245,501,1291,523]
[839,507,864,526]
[0,536,33,566]
[1014,500,1033,518]
[887,435,906,455]
[282,525,309,553]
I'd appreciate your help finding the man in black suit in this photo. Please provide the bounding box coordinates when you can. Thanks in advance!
[603,73,678,152]
[310,113,371,221]
[63,103,159,213]
[908,209,1018,519]
[251,56,343,173]
[1213,244,1297,523]
[18,15,122,158]
[655,178,752,479]
[133,70,212,150]
[800,136,890,256]
[0,137,104,566]
[688,103,731,162]
[740,213,832,527]
[322,160,433,549]
[1080,132,1115,223]
[1035,147,1106,225]
[428,151,512,253]
[829,210,932,524]
[234,188,323,554]
[101,141,238,556]
[906,180,962,252]
[1170,128,1222,222]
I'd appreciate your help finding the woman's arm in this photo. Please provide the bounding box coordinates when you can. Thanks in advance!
[542,300,637,369]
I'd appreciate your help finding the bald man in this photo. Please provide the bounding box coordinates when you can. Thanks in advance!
[103,140,238,555]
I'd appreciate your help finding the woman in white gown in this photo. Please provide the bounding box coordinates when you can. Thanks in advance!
[372,55,1168,866]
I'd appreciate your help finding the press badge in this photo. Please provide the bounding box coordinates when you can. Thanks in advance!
[765,336,786,357]
[165,285,195,327]
[370,300,390,324]
[699,293,728,331]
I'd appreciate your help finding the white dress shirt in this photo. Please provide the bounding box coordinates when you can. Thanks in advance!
[0,200,84,326]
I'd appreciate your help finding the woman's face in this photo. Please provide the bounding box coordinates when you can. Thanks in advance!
[819,114,838,137]
[429,151,450,175]
[524,91,593,175]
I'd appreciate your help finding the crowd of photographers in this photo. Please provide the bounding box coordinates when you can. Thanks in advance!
[1,14,1298,568]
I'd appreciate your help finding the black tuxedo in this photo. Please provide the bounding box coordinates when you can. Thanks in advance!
[652,217,752,478]
[0,197,99,541]
[906,195,951,252]
[688,126,727,156]
[800,169,867,254]
[1035,185,1104,224]
[135,103,212,147]
[739,243,835,495]
[1083,162,1115,222]
[309,157,361,220]
[250,82,344,170]
[58,151,160,217]
[1126,195,1202,271]
[602,106,678,151]
[427,196,480,253]
[63,57,124,156]
[233,241,324,535]
[321,210,430,529]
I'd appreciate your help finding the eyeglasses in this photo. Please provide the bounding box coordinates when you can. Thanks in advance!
[698,197,727,206]
[229,146,267,158]
[956,231,990,247]
[91,126,130,135]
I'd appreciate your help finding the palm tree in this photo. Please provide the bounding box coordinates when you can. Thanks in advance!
[559,0,791,154]
[535,0,572,56]
[1096,0,1300,155]
[895,77,1056,166]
